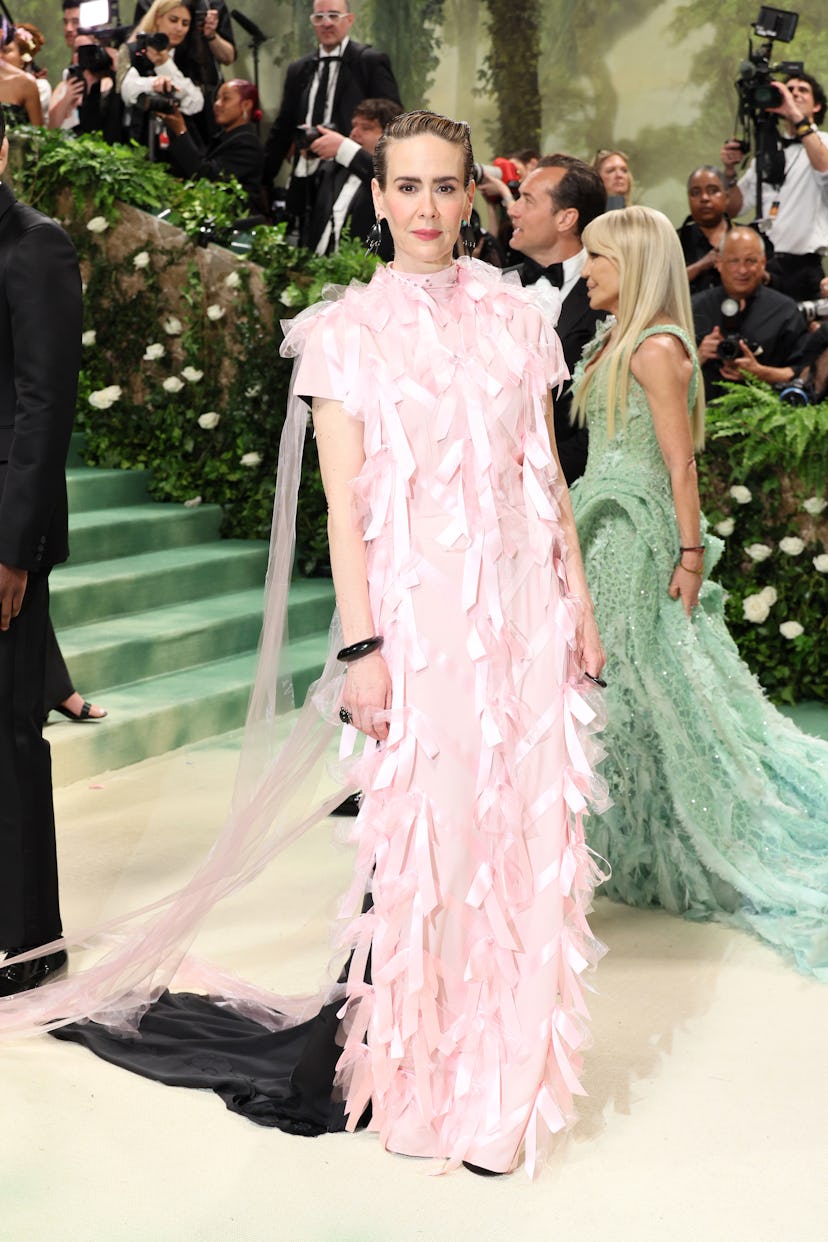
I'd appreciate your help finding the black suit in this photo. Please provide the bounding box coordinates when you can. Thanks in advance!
[0,183,82,949]
[167,123,265,213]
[306,146,390,256]
[263,39,401,188]
[512,264,605,484]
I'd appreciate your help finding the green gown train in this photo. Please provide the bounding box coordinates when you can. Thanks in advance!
[570,322,828,980]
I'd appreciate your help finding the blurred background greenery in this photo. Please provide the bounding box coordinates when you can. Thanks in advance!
[16,0,828,229]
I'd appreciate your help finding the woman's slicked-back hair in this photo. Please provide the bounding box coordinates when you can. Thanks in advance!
[373,110,474,189]
[573,205,705,449]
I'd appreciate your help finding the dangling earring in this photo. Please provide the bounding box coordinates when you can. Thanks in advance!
[366,217,382,256]
[461,218,475,257]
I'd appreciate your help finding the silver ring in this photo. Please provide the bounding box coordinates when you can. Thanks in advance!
[339,707,353,725]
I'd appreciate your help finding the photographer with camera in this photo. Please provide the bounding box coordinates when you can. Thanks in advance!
[692,226,808,400]
[162,78,263,212]
[263,2,401,233]
[721,72,828,300]
[131,2,235,140]
[117,1,204,151]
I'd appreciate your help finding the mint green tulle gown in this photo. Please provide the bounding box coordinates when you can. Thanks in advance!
[570,323,828,980]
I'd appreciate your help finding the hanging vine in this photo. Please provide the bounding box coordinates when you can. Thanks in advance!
[479,0,541,152]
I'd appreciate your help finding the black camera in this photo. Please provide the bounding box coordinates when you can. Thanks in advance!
[137,87,180,114]
[797,298,828,323]
[135,31,170,54]
[734,7,803,194]
[294,124,333,151]
[76,41,114,74]
[737,6,802,111]
[717,297,745,361]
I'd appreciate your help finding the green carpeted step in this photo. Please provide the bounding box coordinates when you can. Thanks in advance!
[48,651,260,785]
[55,589,267,691]
[48,631,333,786]
[50,542,270,628]
[66,467,151,513]
[68,502,222,565]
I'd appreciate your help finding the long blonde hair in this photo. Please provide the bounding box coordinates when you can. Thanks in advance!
[572,205,705,449]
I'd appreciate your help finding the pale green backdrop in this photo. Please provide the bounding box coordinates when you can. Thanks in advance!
[17,0,828,227]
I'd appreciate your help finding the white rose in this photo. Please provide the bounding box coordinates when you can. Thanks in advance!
[745,543,772,562]
[779,621,804,640]
[81,330,96,347]
[758,586,778,606]
[86,216,108,234]
[198,411,220,430]
[133,251,151,269]
[240,451,262,468]
[742,593,770,623]
[181,366,203,383]
[279,286,302,308]
[162,376,185,393]
[729,485,752,505]
[813,553,828,573]
[143,342,165,361]
[715,517,735,537]
[206,304,225,321]
[224,271,241,289]
[778,536,805,556]
[183,495,203,508]
[245,384,261,398]
[803,497,827,515]
[164,316,183,336]
[88,385,122,410]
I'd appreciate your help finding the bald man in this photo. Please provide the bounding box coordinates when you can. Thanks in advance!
[692,227,809,401]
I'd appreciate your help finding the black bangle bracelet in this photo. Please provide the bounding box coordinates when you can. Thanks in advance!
[679,545,705,553]
[337,636,383,663]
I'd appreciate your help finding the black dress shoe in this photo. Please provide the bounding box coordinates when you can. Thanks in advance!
[463,1161,505,1177]
[0,947,68,997]
[330,792,362,817]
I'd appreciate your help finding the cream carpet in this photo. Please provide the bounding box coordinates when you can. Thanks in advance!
[2,730,826,1242]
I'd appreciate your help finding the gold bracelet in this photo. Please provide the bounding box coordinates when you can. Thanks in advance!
[677,560,703,576]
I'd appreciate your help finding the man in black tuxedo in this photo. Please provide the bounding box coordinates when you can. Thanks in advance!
[305,96,402,255]
[507,156,607,484]
[0,115,83,995]
[262,0,401,238]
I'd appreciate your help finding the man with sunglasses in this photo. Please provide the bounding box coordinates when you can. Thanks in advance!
[262,1,401,229]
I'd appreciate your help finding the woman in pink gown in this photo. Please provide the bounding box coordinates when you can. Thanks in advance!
[5,110,607,1181]
[284,111,608,1175]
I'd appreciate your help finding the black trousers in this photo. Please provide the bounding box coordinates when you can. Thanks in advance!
[0,570,62,948]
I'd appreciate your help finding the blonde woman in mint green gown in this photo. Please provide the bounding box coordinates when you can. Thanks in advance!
[570,206,828,981]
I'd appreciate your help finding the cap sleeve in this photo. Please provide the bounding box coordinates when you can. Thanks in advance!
[281,302,348,406]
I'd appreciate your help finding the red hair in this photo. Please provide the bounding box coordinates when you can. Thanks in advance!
[226,79,262,124]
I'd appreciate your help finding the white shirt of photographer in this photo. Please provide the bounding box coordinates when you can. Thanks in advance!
[737,132,828,253]
[295,35,350,182]
[120,53,204,116]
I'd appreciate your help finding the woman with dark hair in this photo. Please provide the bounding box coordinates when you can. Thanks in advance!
[2,111,608,1181]
[163,78,264,212]
[570,205,828,978]
[0,18,44,126]
[677,165,731,293]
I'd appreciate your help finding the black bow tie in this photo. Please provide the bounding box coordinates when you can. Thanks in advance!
[522,259,565,287]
